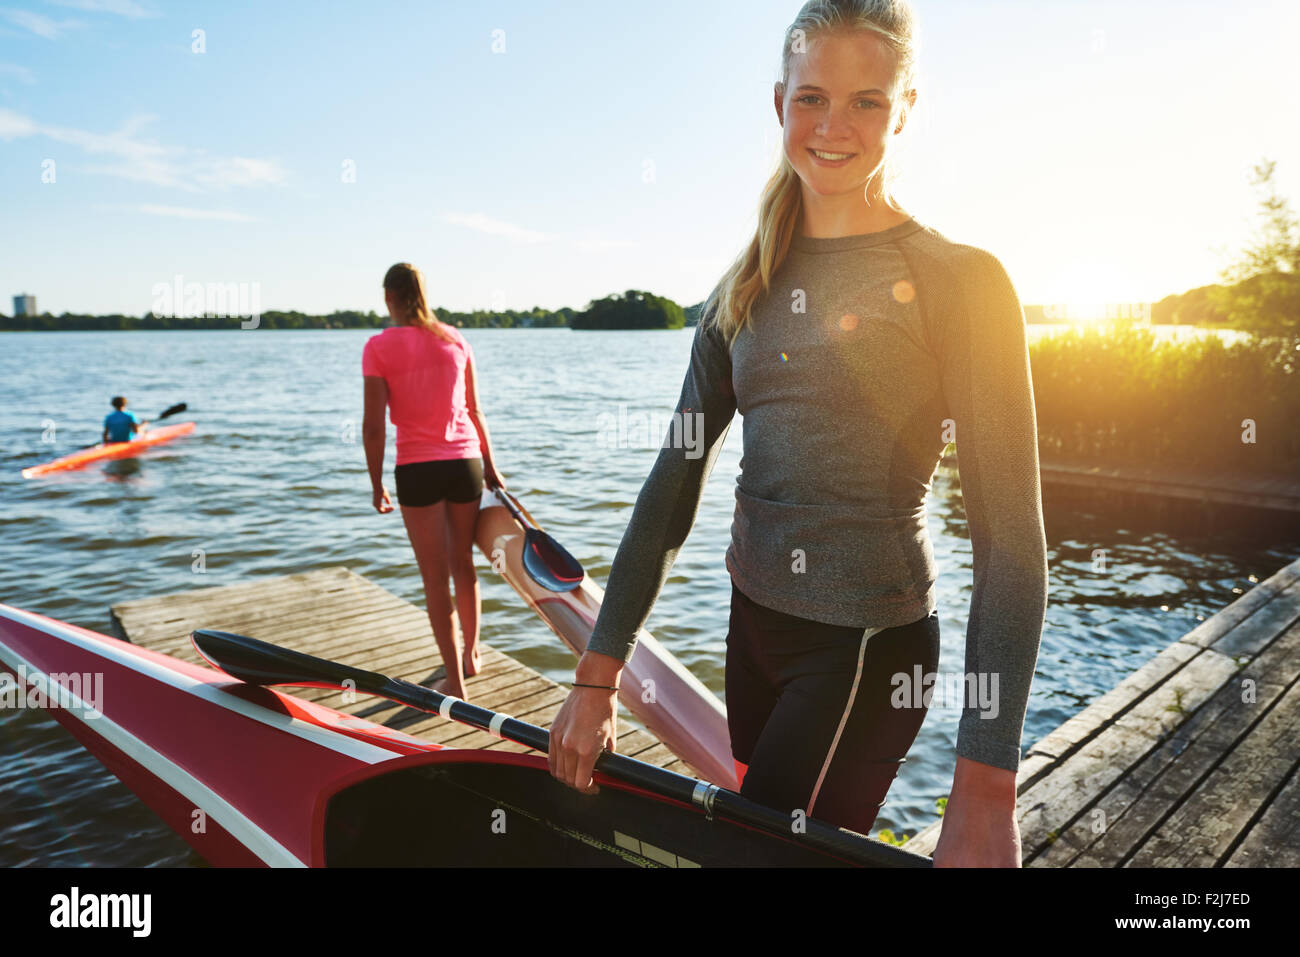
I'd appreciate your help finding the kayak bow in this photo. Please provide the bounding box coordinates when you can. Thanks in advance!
[21,422,197,479]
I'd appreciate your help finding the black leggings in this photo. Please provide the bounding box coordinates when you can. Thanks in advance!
[725,579,940,836]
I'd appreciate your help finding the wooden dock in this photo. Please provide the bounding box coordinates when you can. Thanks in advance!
[942,452,1300,517]
[904,554,1300,866]
[109,566,694,778]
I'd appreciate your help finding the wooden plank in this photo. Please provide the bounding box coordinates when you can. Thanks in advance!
[1126,675,1300,867]
[1035,618,1300,866]
[1208,580,1300,659]
[128,601,561,708]
[111,567,359,626]
[115,587,403,644]
[113,579,409,643]
[621,741,685,770]
[1224,763,1300,868]
[1180,563,1300,648]
[124,604,570,708]
[1015,647,1242,859]
[1024,642,1200,765]
[1032,459,1300,513]
[141,611,436,666]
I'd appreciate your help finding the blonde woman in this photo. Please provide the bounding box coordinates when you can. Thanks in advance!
[363,263,505,701]
[548,0,1048,868]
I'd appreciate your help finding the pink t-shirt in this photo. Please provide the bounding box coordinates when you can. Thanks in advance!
[362,325,482,465]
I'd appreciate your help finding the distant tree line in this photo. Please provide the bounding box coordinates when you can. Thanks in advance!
[0,305,581,331]
[1149,273,1286,329]
[0,310,384,331]
[0,298,711,331]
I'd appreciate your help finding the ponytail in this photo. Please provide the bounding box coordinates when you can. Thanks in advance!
[382,262,457,343]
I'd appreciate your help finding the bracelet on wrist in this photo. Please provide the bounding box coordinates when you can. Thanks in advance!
[571,682,620,693]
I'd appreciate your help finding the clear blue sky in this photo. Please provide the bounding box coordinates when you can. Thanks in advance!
[2,0,1297,316]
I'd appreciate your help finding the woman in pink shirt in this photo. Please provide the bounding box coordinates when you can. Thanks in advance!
[362,262,505,701]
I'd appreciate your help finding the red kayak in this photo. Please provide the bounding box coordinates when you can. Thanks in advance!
[21,422,196,479]
[0,602,930,867]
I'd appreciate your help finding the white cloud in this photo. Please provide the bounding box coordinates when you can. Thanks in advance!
[0,8,86,39]
[0,106,36,136]
[440,211,557,244]
[0,62,35,83]
[440,213,636,250]
[0,107,288,190]
[138,204,256,222]
[191,155,285,189]
[45,0,156,17]
[572,234,636,251]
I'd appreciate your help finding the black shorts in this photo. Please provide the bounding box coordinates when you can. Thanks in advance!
[393,458,484,507]
[725,579,940,835]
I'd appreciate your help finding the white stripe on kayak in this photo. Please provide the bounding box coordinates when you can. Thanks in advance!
[0,604,405,765]
[806,624,885,816]
[0,631,304,867]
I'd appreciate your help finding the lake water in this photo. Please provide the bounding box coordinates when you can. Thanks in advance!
[0,329,1292,866]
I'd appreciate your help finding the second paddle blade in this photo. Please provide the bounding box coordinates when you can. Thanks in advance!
[522,530,584,592]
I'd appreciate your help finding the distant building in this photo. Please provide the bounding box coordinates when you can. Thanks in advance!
[12,294,36,316]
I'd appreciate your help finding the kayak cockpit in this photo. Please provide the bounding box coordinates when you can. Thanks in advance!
[320,753,858,868]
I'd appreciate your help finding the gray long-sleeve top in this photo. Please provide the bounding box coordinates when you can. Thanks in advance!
[586,217,1049,772]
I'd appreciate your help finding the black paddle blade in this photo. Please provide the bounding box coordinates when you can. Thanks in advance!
[157,402,187,420]
[192,628,386,693]
[494,488,585,592]
[522,530,584,593]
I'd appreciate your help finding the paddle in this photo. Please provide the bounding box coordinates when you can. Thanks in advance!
[191,627,932,868]
[493,487,584,592]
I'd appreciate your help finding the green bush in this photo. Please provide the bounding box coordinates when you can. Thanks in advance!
[1029,323,1299,476]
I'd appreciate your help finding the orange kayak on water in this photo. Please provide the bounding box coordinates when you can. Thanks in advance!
[21,422,196,479]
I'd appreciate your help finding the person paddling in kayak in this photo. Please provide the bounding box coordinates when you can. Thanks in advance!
[102,396,148,444]
[363,263,506,701]
[548,0,1048,868]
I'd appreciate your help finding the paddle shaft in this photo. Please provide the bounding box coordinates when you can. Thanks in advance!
[494,487,535,531]
[374,672,930,868]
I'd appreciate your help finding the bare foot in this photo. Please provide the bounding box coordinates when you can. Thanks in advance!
[430,676,469,702]
[463,645,482,678]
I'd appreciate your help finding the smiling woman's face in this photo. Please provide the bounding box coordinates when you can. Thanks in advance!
[778,29,903,199]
